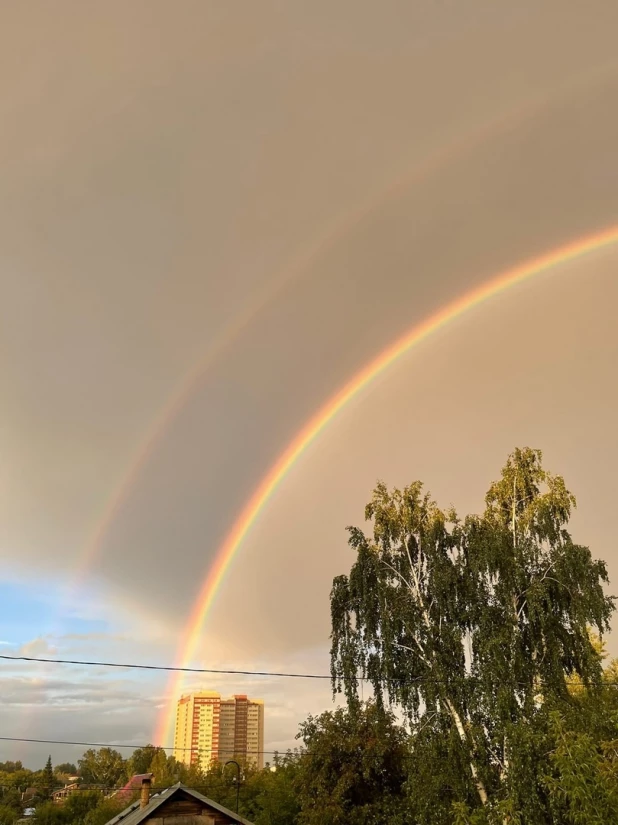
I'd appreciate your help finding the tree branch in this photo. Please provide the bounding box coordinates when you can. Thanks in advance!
[380,559,414,593]
[392,640,429,665]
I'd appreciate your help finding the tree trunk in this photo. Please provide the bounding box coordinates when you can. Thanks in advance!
[444,698,489,806]
[404,543,490,807]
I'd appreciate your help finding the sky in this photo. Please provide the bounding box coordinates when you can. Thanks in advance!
[1,0,618,768]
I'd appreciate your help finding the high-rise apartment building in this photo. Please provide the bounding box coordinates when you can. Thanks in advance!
[174,692,264,771]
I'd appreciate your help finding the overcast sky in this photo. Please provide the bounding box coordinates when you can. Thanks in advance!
[1,0,618,769]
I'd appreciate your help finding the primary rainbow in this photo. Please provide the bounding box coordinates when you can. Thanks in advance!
[154,223,618,745]
[65,63,612,610]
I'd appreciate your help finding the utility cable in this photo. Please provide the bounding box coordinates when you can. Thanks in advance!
[0,654,332,680]
[1,653,616,687]
[0,736,289,756]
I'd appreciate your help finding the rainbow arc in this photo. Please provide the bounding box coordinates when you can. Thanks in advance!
[154,223,618,745]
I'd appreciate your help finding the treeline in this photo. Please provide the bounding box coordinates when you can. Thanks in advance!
[0,747,300,825]
[2,667,618,825]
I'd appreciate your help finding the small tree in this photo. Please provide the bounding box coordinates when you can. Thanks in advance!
[83,799,125,825]
[331,448,614,819]
[53,764,76,778]
[32,802,66,825]
[0,764,23,774]
[38,757,55,800]
[293,702,410,825]
[147,751,179,789]
[63,790,103,823]
[78,749,125,788]
[250,758,300,825]
[126,747,160,778]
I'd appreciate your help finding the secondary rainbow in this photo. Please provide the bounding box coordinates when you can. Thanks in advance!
[154,223,618,746]
[65,98,529,598]
[66,63,611,609]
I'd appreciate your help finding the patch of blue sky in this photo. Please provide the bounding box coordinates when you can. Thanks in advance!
[0,579,115,645]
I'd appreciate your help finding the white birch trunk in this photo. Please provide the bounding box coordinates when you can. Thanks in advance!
[444,698,489,806]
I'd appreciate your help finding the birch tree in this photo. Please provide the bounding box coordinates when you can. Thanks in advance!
[330,448,614,819]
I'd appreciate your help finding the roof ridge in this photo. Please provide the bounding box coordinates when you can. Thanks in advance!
[103,783,253,825]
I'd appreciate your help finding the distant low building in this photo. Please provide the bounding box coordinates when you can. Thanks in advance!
[52,783,80,803]
[105,777,253,825]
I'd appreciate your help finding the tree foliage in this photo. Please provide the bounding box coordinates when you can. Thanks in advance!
[54,763,77,780]
[38,757,56,799]
[83,798,126,825]
[293,702,409,825]
[0,807,17,825]
[331,448,615,820]
[0,768,32,791]
[250,756,300,825]
[0,764,23,775]
[543,712,618,825]
[62,790,103,822]
[126,746,160,778]
[32,803,68,825]
[147,750,179,788]
[77,749,126,788]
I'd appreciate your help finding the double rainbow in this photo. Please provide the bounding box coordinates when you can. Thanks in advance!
[154,223,618,745]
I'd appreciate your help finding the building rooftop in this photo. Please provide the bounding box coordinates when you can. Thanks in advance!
[110,773,154,803]
[105,782,253,825]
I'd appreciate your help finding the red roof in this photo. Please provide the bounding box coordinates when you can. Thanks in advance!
[113,774,153,802]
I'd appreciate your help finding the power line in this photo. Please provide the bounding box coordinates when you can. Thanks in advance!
[30,787,269,793]
[0,736,291,756]
[0,736,421,770]
[0,654,332,680]
[1,653,617,687]
[0,654,428,683]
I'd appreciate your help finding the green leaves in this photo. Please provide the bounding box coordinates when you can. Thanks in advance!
[544,713,618,824]
[0,806,18,825]
[125,745,160,778]
[294,702,411,825]
[330,448,615,818]
[77,748,126,788]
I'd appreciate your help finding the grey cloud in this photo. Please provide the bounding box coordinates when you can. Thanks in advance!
[97,73,618,653]
[2,0,618,768]
[0,676,148,707]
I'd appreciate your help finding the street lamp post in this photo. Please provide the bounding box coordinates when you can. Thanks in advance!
[225,760,241,814]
